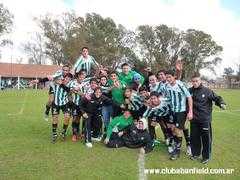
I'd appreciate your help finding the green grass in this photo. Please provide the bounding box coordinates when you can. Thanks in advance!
[0,89,239,180]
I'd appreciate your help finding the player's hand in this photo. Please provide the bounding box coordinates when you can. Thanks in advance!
[85,94,91,100]
[151,121,157,127]
[175,60,183,71]
[47,75,53,81]
[104,138,109,144]
[82,113,88,119]
[118,131,124,137]
[120,104,125,109]
[220,104,226,110]
[187,111,193,121]
[125,99,130,104]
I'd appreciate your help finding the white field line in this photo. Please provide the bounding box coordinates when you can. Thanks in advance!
[138,149,147,180]
[7,91,28,116]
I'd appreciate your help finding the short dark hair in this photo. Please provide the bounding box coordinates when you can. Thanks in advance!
[157,69,166,75]
[191,72,201,79]
[64,73,73,79]
[90,78,98,84]
[94,87,102,93]
[82,46,89,51]
[121,63,129,68]
[109,71,118,76]
[139,85,148,92]
[150,91,160,97]
[100,75,108,80]
[63,64,71,69]
[165,69,175,76]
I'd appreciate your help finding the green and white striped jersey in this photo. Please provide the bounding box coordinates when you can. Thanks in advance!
[165,80,191,113]
[73,55,98,75]
[143,103,170,118]
[68,80,84,106]
[52,70,64,80]
[128,93,144,111]
[149,81,167,96]
[50,82,69,106]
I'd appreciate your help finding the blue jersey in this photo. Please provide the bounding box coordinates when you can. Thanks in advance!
[165,80,191,113]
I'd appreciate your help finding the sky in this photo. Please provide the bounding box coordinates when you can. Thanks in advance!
[0,0,240,78]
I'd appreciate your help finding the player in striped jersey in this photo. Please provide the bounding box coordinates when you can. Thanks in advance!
[73,47,99,76]
[50,73,73,143]
[143,91,172,146]
[148,74,167,96]
[30,64,71,121]
[165,70,193,160]
[123,88,146,120]
[67,72,86,142]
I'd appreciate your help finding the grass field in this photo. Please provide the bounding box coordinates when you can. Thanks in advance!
[0,89,239,180]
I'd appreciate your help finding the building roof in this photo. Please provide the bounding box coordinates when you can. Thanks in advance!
[0,63,61,78]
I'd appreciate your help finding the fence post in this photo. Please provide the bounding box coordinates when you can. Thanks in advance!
[17,76,20,90]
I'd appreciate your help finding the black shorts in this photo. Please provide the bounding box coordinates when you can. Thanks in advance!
[52,103,71,115]
[49,86,54,95]
[72,104,81,117]
[159,115,174,125]
[172,112,187,129]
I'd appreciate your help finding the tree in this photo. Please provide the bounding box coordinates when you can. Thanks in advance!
[181,29,223,79]
[136,24,183,72]
[23,32,46,64]
[0,3,14,54]
[223,67,234,88]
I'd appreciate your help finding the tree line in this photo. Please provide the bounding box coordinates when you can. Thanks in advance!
[0,3,224,79]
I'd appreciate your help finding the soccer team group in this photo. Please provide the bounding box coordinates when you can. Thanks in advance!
[31,47,226,163]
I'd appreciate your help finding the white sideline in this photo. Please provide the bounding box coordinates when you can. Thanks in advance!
[138,149,147,180]
[7,91,28,116]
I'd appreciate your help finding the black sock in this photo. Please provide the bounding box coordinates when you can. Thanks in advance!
[63,124,68,134]
[45,104,51,115]
[183,129,190,146]
[52,124,57,135]
[76,122,80,134]
[72,122,77,135]
[166,128,173,138]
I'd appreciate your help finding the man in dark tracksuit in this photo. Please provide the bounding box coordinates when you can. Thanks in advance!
[189,73,226,164]
[80,87,112,148]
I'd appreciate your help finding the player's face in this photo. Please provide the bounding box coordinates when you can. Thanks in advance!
[122,65,130,74]
[149,75,157,85]
[150,95,160,106]
[157,72,166,82]
[110,73,117,81]
[166,74,175,84]
[94,89,102,98]
[191,77,201,88]
[62,67,70,75]
[140,90,148,98]
[137,121,144,130]
[123,111,131,118]
[90,81,98,90]
[78,72,86,81]
[100,77,107,85]
[82,48,89,58]
[124,89,132,98]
